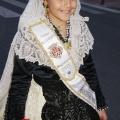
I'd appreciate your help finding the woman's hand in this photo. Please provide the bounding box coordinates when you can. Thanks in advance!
[98,110,108,120]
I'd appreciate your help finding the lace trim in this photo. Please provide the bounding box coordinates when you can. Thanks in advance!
[0,47,15,120]
[25,79,46,120]
[12,24,53,68]
[12,18,94,70]
[69,16,94,68]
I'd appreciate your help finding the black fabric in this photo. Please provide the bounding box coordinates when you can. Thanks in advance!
[4,22,106,120]
[4,53,104,120]
[4,57,33,120]
[79,52,106,109]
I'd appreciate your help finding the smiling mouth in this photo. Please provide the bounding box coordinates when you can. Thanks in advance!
[61,10,71,14]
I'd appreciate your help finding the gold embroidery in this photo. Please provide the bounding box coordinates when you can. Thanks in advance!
[80,89,90,98]
[64,40,71,50]
[56,59,69,68]
[29,19,76,81]
[64,80,97,110]
[29,19,97,111]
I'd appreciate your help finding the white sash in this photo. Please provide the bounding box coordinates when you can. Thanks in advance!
[29,19,97,111]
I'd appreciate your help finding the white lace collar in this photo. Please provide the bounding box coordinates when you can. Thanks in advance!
[12,18,94,70]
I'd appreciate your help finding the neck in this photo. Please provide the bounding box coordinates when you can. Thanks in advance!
[47,14,67,30]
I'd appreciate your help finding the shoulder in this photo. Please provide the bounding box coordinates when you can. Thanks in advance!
[11,23,39,63]
[70,16,94,67]
[70,15,94,51]
[70,15,94,39]
[11,18,51,66]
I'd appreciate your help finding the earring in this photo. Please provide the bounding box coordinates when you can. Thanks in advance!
[43,0,49,16]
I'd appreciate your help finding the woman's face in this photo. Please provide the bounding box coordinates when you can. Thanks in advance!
[46,0,77,23]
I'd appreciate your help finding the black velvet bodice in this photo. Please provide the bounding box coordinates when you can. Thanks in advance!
[4,53,107,120]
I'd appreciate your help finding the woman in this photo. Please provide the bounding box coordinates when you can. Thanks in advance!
[0,0,108,119]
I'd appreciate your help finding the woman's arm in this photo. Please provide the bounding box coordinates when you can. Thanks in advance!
[79,51,108,120]
[4,55,34,120]
[79,51,108,110]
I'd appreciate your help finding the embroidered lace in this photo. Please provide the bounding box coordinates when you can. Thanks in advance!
[12,18,94,70]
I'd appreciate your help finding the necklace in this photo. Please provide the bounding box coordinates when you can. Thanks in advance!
[55,23,65,31]
[46,16,71,49]
[46,16,65,32]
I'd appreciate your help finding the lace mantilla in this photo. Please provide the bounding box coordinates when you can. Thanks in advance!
[25,79,46,120]
[12,18,94,70]
[13,20,52,68]
[0,47,14,120]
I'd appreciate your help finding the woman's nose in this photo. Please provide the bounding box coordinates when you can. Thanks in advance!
[64,0,71,8]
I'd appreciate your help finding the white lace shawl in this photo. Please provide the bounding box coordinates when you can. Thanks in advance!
[13,17,94,69]
[0,16,94,120]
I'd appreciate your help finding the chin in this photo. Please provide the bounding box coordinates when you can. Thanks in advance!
[60,16,71,22]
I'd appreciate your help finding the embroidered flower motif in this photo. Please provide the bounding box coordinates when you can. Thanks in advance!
[49,43,63,59]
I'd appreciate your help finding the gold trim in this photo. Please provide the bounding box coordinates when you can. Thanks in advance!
[29,19,77,81]
[29,19,97,110]
[77,73,95,94]
[64,79,97,110]
[29,18,95,93]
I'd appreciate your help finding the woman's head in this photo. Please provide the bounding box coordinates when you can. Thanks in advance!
[44,0,77,22]
[18,0,81,29]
